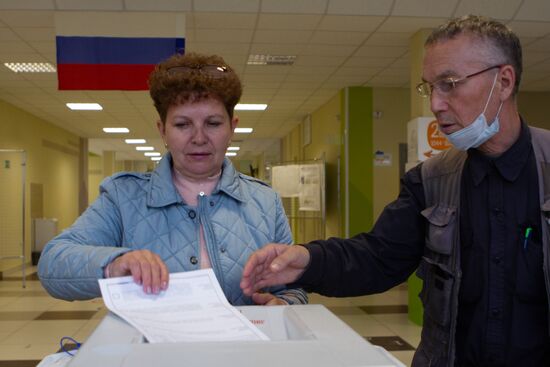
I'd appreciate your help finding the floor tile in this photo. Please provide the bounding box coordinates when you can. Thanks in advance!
[0,361,41,367]
[365,336,415,351]
[0,344,59,360]
[72,318,104,342]
[1,320,88,345]
[0,311,42,321]
[47,299,104,312]
[0,321,31,334]
[0,321,32,342]
[35,310,98,320]
[390,350,415,366]
[2,273,40,281]
[0,297,58,312]
[0,297,20,308]
[0,290,49,297]
[370,314,422,347]
[360,305,408,314]
[327,305,368,315]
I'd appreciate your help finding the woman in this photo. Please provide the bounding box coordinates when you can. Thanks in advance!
[38,52,307,306]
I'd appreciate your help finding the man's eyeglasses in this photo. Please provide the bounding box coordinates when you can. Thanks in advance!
[167,64,230,79]
[416,65,503,98]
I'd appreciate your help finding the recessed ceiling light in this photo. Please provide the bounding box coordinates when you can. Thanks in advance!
[125,139,146,144]
[103,127,129,133]
[247,55,296,65]
[136,146,154,151]
[67,103,103,110]
[144,152,161,156]
[4,62,56,73]
[235,104,267,111]
[225,152,237,157]
[227,147,240,151]
[234,128,253,133]
[151,157,162,161]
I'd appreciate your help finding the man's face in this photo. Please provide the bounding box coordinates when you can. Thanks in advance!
[422,35,502,136]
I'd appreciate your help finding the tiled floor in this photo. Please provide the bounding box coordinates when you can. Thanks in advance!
[0,268,421,366]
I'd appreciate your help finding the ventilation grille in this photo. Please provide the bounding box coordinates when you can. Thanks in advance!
[247,55,296,65]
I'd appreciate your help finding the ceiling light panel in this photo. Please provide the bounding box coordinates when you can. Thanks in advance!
[67,103,103,110]
[4,62,56,73]
[103,127,129,133]
[235,104,267,110]
[234,128,253,133]
[125,139,147,144]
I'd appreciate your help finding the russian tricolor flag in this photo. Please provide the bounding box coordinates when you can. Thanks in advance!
[55,12,185,91]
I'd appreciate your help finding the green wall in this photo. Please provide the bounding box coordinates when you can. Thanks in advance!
[343,87,374,236]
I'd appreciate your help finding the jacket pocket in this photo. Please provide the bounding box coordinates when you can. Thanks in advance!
[416,205,457,327]
[417,256,454,327]
[421,205,456,255]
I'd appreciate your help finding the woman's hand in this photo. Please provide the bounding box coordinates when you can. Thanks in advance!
[104,249,169,294]
[251,292,288,306]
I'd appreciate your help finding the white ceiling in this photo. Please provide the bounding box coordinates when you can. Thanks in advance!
[2,0,550,161]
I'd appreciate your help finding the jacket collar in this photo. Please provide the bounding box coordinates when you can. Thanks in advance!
[147,154,247,207]
[215,158,247,203]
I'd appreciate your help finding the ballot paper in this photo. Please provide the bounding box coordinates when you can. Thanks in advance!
[98,269,269,343]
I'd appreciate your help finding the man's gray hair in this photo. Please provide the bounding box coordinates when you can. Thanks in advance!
[426,15,522,95]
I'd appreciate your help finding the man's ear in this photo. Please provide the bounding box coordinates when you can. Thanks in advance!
[499,64,516,100]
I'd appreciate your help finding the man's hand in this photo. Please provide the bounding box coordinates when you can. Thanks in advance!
[240,243,310,296]
[104,250,169,294]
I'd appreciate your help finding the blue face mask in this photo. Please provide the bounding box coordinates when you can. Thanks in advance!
[444,72,503,151]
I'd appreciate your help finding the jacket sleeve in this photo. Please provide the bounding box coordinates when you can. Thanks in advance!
[269,192,308,305]
[292,164,426,297]
[37,177,132,301]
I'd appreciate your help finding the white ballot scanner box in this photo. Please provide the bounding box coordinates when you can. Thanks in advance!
[68,305,404,367]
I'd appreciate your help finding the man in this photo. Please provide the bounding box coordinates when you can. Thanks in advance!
[241,15,550,367]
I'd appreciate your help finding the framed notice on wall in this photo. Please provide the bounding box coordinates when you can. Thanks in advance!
[271,161,324,212]
[270,160,326,242]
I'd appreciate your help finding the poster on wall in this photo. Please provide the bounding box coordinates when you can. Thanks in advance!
[271,165,300,197]
[298,164,321,211]
[373,150,392,166]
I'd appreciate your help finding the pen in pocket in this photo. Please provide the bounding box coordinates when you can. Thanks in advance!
[523,227,533,250]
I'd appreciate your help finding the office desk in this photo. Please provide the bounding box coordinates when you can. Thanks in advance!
[68,304,404,367]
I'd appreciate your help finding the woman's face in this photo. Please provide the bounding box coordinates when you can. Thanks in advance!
[158,97,237,180]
